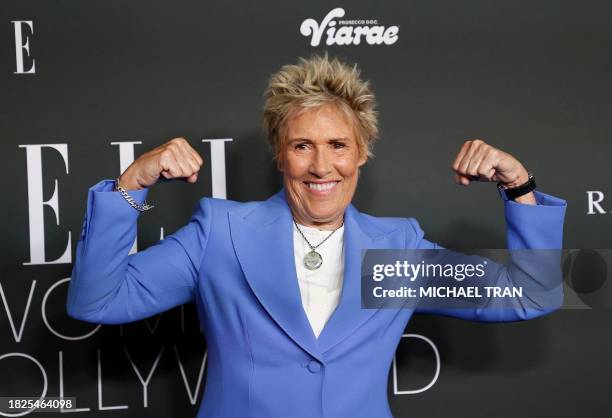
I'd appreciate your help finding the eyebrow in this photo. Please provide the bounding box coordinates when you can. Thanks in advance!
[288,137,350,143]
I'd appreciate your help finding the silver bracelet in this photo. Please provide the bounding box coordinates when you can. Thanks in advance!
[114,178,155,212]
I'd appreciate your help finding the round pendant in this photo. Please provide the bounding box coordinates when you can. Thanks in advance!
[303,250,323,270]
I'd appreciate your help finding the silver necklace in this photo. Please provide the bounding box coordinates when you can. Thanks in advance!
[293,219,344,271]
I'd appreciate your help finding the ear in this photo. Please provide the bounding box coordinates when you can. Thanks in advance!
[357,151,368,167]
[276,154,285,172]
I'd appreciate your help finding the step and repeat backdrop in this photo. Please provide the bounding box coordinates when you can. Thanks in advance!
[2,0,612,417]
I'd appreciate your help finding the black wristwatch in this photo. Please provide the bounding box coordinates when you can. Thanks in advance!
[497,174,536,201]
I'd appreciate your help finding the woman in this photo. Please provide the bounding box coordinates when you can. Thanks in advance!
[67,55,566,418]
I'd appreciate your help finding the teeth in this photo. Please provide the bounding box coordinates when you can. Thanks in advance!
[307,182,337,191]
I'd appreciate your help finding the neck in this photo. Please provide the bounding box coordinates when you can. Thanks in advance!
[292,212,344,231]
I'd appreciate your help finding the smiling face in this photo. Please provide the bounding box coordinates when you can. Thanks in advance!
[278,104,367,230]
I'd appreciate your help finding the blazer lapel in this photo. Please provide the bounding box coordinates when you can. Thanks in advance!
[316,203,380,353]
[228,191,323,362]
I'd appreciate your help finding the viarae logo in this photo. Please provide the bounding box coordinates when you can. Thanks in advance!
[300,8,399,47]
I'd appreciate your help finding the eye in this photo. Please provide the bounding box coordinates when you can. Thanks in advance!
[294,143,309,150]
[332,142,347,149]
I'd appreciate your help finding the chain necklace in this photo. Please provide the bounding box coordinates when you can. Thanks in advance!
[293,219,344,271]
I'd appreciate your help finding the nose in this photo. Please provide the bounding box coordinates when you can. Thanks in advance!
[309,147,333,178]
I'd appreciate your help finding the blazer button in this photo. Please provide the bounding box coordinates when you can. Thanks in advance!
[307,360,322,373]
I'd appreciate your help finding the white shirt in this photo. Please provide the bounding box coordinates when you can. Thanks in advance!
[293,223,345,338]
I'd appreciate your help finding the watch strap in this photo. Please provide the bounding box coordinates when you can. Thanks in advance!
[497,174,536,201]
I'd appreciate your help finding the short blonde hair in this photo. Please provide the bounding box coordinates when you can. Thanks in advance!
[263,54,378,160]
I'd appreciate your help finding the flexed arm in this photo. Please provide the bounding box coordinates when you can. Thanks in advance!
[414,139,566,321]
[67,138,209,324]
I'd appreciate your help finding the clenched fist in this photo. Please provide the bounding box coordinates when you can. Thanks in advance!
[117,138,204,190]
[451,139,535,204]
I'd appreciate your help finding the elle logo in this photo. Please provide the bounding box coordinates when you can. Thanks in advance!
[300,8,399,47]
[12,20,36,74]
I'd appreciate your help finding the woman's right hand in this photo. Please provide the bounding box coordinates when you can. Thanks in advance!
[117,137,204,190]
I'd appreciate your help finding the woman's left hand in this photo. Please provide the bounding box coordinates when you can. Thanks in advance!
[451,139,536,204]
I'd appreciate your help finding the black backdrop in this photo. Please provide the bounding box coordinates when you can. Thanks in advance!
[2,0,612,417]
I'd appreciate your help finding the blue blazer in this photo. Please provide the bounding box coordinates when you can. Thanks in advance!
[67,180,566,418]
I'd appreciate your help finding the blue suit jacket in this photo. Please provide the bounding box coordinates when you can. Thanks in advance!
[67,180,566,418]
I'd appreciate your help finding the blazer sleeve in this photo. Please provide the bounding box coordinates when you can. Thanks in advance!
[66,179,211,324]
[413,190,567,322]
